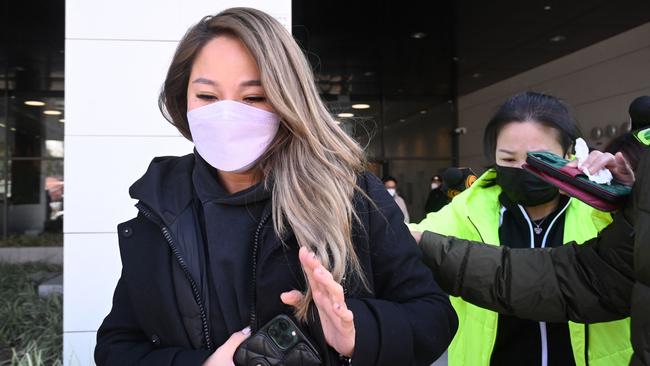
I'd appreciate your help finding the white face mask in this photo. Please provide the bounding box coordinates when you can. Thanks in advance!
[386,188,396,197]
[431,183,440,190]
[187,100,281,173]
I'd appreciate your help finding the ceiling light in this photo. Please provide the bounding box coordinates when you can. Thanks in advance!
[337,112,354,118]
[24,100,45,106]
[352,104,370,110]
[411,32,427,39]
[363,71,374,77]
[549,35,566,42]
[543,5,552,10]
[419,110,427,114]
[399,119,406,123]
[472,73,481,78]
[334,120,341,125]
[43,110,62,116]
[58,119,65,123]
[10,127,16,131]
[0,123,5,128]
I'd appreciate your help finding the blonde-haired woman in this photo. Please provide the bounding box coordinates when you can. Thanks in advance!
[95,7,457,366]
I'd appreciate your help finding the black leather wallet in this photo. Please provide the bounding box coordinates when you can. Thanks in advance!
[234,314,322,366]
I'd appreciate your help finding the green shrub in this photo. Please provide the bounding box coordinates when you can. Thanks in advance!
[0,263,62,366]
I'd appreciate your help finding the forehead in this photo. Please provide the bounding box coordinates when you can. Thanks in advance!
[190,35,259,79]
[496,121,563,152]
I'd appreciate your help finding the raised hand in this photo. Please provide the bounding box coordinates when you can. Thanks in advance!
[280,247,355,357]
[567,150,635,186]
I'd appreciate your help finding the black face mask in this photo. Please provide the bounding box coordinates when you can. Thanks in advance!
[495,165,559,206]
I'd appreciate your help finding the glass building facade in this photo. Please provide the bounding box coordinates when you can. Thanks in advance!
[0,1,64,245]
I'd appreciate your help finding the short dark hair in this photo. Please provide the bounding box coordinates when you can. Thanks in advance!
[629,95,650,130]
[605,133,645,171]
[382,176,397,184]
[483,91,582,164]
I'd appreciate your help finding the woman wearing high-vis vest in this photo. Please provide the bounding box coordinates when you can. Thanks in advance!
[409,92,633,366]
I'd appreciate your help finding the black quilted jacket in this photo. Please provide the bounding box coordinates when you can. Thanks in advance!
[95,154,458,366]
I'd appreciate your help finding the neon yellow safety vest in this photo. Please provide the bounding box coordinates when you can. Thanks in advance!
[410,169,632,366]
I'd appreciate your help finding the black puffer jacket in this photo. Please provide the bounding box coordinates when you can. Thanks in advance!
[419,149,650,365]
[95,154,458,366]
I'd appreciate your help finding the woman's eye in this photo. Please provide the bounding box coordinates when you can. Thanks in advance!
[243,96,266,104]
[197,94,217,101]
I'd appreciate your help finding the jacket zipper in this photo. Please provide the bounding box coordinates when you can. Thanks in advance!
[136,203,214,351]
[249,210,272,331]
[467,216,486,243]
[517,201,571,366]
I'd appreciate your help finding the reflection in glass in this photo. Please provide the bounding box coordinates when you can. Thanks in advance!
[1,160,63,246]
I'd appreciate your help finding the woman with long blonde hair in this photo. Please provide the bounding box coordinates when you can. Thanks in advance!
[95,7,457,366]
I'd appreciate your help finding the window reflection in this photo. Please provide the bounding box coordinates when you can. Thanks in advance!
[1,1,64,246]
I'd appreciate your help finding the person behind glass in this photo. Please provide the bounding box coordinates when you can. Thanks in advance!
[382,176,410,223]
[424,175,449,214]
[94,8,457,366]
[409,91,633,366]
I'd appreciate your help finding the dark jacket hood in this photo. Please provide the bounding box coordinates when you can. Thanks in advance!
[129,154,196,227]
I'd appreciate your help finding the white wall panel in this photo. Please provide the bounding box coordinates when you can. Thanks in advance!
[64,233,121,332]
[66,0,291,41]
[65,40,180,137]
[64,135,193,234]
[66,0,182,41]
[63,331,97,366]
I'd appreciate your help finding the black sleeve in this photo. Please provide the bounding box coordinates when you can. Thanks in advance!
[95,274,212,366]
[419,211,635,323]
[348,173,458,366]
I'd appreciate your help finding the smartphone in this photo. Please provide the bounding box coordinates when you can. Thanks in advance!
[234,314,322,366]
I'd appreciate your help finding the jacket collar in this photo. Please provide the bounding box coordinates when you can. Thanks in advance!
[129,154,196,228]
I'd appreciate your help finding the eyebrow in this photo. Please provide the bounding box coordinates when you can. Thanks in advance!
[190,78,262,87]
[497,149,515,154]
[192,78,216,85]
[240,79,262,87]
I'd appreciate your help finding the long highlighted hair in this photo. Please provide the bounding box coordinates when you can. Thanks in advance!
[159,7,368,320]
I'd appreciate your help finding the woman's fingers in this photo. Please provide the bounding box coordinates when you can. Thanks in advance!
[613,152,635,186]
[203,328,251,366]
[313,265,345,307]
[297,246,353,330]
[298,246,320,271]
[298,247,323,293]
[280,290,304,306]
[580,151,613,173]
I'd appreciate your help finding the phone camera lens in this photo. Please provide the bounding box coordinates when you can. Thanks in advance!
[279,334,292,347]
[278,320,289,331]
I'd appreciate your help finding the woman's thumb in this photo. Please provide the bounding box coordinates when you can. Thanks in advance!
[280,290,304,306]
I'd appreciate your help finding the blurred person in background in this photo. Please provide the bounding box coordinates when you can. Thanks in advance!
[383,176,410,224]
[440,167,477,200]
[424,175,449,214]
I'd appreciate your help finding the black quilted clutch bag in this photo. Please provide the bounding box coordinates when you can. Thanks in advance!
[234,314,322,366]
